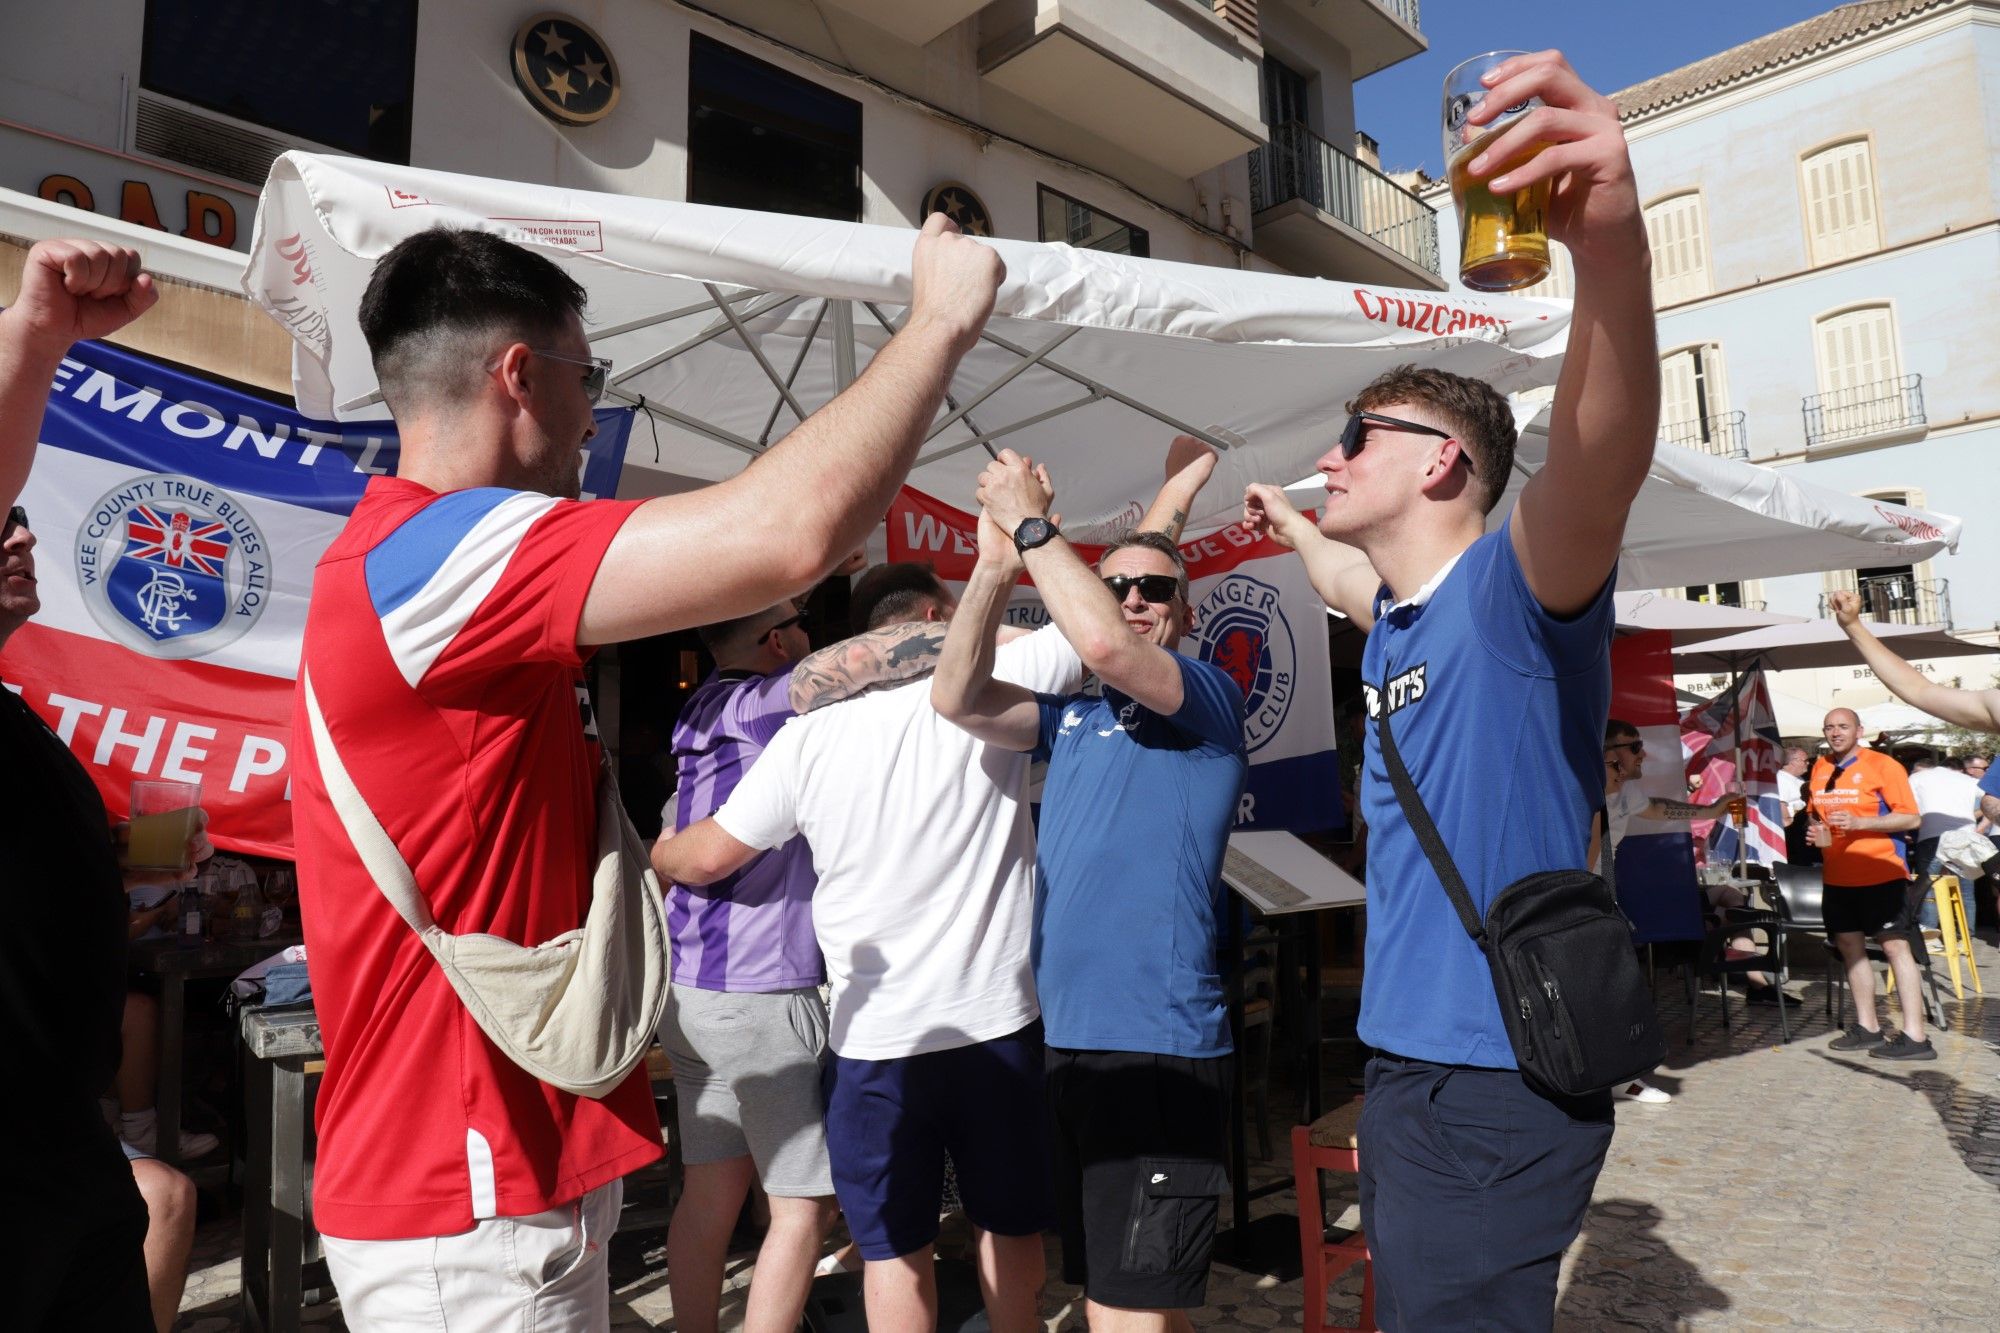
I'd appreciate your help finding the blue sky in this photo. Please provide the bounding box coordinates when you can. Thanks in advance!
[1353,1,1848,177]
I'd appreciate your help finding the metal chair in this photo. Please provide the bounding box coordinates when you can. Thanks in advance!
[1696,904,1792,1043]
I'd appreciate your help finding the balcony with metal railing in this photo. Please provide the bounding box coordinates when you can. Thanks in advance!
[1265,0,1426,76]
[1249,122,1441,288]
[1659,409,1748,459]
[1819,575,1951,629]
[1802,374,1926,449]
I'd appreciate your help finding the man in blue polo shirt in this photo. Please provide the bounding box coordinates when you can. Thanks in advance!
[933,455,1246,1329]
[1241,54,1660,1329]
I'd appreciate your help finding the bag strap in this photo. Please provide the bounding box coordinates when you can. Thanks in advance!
[1375,699,1488,948]
[300,671,438,934]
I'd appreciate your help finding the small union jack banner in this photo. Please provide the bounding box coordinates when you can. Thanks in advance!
[126,506,231,577]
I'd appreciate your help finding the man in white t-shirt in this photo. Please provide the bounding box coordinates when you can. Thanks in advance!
[1908,752,1983,924]
[655,564,1082,1333]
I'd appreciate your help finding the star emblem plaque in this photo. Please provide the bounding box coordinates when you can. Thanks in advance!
[920,182,993,238]
[512,13,620,127]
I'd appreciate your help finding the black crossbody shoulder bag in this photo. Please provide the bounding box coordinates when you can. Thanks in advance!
[1376,704,1666,1098]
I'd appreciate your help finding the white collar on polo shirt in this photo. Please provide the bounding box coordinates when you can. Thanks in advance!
[1383,547,1469,615]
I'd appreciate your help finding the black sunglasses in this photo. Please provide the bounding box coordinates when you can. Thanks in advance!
[3,505,25,534]
[1605,740,1644,755]
[1103,574,1181,605]
[1340,411,1473,477]
[764,609,809,638]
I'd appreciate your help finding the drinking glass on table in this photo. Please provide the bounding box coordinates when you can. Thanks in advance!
[128,779,202,875]
[1443,51,1552,291]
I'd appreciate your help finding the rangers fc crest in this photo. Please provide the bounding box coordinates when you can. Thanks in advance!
[76,473,270,658]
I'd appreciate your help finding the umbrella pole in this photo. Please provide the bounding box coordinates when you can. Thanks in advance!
[1733,661,1748,880]
[831,300,856,392]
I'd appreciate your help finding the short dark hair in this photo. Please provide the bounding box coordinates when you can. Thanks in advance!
[1605,718,1639,743]
[850,562,949,631]
[1350,364,1516,514]
[697,604,784,655]
[358,227,588,418]
[1943,754,1966,771]
[1100,530,1188,602]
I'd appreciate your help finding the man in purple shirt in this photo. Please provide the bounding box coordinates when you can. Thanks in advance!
[652,596,832,1333]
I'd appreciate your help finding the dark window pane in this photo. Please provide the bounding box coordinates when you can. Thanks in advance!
[142,0,416,161]
[688,34,862,222]
[1038,186,1149,257]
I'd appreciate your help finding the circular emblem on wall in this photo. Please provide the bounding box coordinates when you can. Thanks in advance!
[76,474,269,660]
[1193,573,1296,754]
[512,13,620,127]
[921,181,993,237]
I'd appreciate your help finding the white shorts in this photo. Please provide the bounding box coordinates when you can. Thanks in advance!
[322,1178,622,1332]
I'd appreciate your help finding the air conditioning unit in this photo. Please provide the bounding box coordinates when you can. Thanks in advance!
[133,92,327,187]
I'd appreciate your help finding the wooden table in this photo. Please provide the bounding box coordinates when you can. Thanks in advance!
[128,930,302,1169]
[239,1004,325,1333]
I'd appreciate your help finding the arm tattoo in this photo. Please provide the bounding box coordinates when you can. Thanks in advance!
[1655,799,1706,819]
[787,622,946,713]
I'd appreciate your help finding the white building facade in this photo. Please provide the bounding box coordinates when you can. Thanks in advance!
[1,0,1443,311]
[1428,0,2000,715]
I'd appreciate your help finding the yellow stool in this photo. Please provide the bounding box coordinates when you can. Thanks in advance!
[1929,875,1981,1001]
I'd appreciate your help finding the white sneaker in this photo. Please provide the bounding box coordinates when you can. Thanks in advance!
[123,1121,220,1159]
[1613,1079,1671,1104]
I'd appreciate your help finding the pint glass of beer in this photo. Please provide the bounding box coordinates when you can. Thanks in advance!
[1728,793,1749,825]
[129,778,202,874]
[1443,51,1551,291]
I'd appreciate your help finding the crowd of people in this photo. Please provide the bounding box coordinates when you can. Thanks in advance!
[4,47,1995,1333]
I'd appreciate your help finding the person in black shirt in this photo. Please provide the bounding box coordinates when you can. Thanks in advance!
[0,237,164,1331]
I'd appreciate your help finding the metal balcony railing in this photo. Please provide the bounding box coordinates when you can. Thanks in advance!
[1659,409,1748,459]
[1250,121,1440,277]
[1802,374,1925,447]
[1820,576,1951,629]
[1374,0,1422,28]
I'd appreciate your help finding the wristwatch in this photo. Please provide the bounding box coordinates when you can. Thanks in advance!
[1012,516,1059,553]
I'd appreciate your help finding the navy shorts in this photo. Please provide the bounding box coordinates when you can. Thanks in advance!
[822,1022,1052,1260]
[1358,1054,1613,1331]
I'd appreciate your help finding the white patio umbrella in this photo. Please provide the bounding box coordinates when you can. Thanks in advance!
[244,152,1960,581]
[1613,592,1807,643]
[1673,621,1995,674]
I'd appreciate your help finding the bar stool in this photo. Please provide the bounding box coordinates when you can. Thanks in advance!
[1292,1098,1374,1333]
[1927,875,1982,1001]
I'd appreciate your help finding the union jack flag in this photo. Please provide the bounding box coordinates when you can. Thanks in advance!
[126,506,231,578]
[1680,671,1788,864]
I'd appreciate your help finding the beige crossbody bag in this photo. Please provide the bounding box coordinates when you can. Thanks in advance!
[302,673,669,1099]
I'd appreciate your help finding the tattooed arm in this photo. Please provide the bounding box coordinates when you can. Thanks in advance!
[1134,435,1219,542]
[787,621,947,714]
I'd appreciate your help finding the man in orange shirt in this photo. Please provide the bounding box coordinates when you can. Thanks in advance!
[1810,708,1931,1060]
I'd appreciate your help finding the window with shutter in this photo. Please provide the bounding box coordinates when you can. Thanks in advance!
[1801,140,1882,265]
[1813,306,1902,439]
[1643,192,1710,305]
[1658,345,1729,452]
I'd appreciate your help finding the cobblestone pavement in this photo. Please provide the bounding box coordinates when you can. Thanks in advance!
[173,939,2000,1330]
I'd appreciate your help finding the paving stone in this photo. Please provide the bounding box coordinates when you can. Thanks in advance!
[154,940,2000,1329]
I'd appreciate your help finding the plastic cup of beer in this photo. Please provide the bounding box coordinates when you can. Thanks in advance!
[128,779,202,874]
[1728,793,1749,824]
[1443,51,1552,292]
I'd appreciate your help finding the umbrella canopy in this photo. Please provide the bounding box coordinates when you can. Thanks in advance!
[1613,592,1806,643]
[245,152,1960,579]
[1673,620,1996,674]
[244,152,1571,539]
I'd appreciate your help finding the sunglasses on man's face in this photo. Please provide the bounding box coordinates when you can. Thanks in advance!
[1103,574,1181,605]
[533,349,613,405]
[3,505,26,535]
[1605,740,1644,755]
[764,609,809,639]
[1339,411,1474,477]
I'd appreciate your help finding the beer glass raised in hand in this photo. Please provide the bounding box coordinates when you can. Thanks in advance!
[129,778,201,874]
[1443,51,1551,292]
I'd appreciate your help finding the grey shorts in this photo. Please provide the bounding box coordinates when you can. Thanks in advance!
[658,985,834,1197]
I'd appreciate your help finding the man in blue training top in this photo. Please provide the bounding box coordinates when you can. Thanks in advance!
[1241,52,1659,1330]
[933,452,1246,1332]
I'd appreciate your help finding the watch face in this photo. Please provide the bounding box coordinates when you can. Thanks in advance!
[1015,518,1055,550]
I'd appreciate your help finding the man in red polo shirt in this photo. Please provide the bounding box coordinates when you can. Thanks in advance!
[1810,708,1930,1060]
[294,219,1002,1327]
